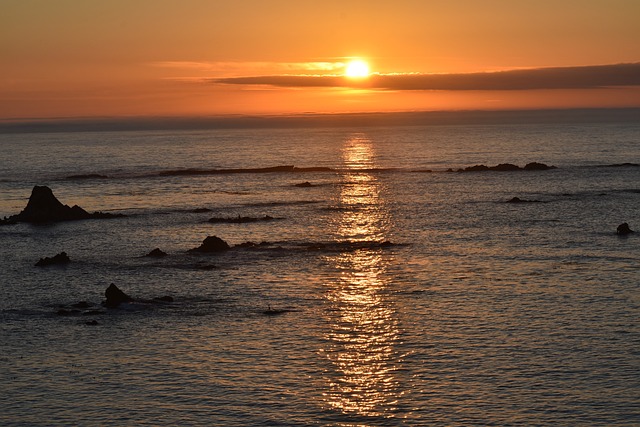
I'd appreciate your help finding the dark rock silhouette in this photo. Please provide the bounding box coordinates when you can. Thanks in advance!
[145,248,168,257]
[104,283,134,308]
[459,162,556,172]
[235,241,273,248]
[617,223,634,235]
[208,215,275,224]
[524,162,557,171]
[506,196,544,203]
[189,236,231,253]
[294,181,313,187]
[2,186,125,224]
[35,251,71,266]
[491,163,522,171]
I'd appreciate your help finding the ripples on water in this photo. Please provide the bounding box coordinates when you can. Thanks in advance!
[1,122,639,425]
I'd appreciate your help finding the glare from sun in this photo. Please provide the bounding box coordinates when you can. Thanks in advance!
[344,60,370,78]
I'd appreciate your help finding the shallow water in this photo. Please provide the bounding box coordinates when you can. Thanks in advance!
[1,121,639,425]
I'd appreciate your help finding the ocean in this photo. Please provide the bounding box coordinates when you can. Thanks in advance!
[1,113,639,426]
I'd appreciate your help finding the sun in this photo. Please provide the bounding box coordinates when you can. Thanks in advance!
[344,59,370,78]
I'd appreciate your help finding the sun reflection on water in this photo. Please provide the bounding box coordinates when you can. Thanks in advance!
[322,134,402,419]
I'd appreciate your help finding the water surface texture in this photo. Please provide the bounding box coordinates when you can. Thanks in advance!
[1,121,639,425]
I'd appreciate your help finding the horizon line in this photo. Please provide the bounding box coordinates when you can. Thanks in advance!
[1,107,639,134]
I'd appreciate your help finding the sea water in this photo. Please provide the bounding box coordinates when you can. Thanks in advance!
[1,119,639,425]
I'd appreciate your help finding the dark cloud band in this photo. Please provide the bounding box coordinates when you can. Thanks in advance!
[213,63,640,91]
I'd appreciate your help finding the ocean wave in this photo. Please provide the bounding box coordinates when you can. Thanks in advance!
[157,165,334,177]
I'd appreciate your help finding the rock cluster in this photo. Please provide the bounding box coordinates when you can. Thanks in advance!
[1,186,125,224]
[35,252,71,266]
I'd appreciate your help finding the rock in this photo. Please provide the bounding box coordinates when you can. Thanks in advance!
[617,223,634,235]
[208,215,275,224]
[145,248,168,257]
[463,164,491,172]
[491,163,521,171]
[35,251,71,266]
[104,283,134,308]
[5,186,125,224]
[189,236,231,253]
[459,162,556,172]
[524,162,556,171]
[505,196,543,203]
[294,181,313,187]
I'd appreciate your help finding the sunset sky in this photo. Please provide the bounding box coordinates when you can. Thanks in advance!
[2,0,640,120]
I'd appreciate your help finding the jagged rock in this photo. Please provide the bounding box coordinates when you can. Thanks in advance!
[4,186,125,224]
[617,223,634,235]
[145,248,168,257]
[189,236,231,253]
[104,283,134,308]
[35,251,71,266]
[294,181,313,187]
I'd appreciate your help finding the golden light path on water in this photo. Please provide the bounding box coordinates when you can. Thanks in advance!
[322,134,403,419]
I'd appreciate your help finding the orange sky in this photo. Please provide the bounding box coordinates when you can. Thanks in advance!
[1,0,639,119]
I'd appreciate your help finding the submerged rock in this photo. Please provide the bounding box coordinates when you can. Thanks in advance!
[35,251,71,266]
[189,235,231,253]
[145,248,168,257]
[617,223,634,235]
[506,196,544,204]
[3,185,125,224]
[104,283,134,308]
[294,181,313,188]
[208,215,275,224]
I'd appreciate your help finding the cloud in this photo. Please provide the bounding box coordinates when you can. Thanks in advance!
[212,63,640,91]
[152,61,345,74]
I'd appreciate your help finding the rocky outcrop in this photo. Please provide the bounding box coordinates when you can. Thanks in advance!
[145,248,168,257]
[617,223,634,235]
[1,186,125,224]
[104,283,134,308]
[459,162,556,172]
[189,236,231,253]
[35,251,71,266]
[294,181,313,187]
